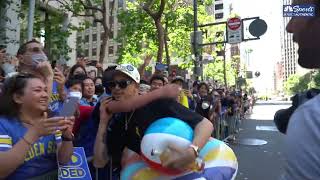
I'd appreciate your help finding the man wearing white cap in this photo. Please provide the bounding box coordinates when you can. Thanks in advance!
[93,64,213,175]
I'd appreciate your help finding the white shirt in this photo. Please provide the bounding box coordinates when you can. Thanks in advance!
[281,94,320,179]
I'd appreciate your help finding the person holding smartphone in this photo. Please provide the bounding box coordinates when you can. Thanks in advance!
[0,73,74,179]
[195,82,215,122]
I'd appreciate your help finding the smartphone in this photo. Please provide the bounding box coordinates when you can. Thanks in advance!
[182,82,189,90]
[59,96,79,117]
[51,61,56,70]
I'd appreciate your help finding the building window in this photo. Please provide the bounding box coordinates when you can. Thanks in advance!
[118,0,124,8]
[93,34,97,42]
[215,4,223,10]
[109,46,114,56]
[85,35,89,42]
[93,21,97,27]
[92,48,97,56]
[117,45,122,54]
[85,49,89,57]
[215,13,224,19]
[77,36,82,43]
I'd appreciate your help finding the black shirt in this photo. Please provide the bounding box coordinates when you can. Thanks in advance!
[106,98,204,167]
[195,96,215,119]
[221,97,236,115]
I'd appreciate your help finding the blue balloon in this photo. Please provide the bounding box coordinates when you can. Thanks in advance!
[144,117,194,141]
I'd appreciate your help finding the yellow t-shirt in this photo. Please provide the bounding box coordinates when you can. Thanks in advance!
[178,91,189,108]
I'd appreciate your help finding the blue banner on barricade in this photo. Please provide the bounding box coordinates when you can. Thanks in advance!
[58,147,92,180]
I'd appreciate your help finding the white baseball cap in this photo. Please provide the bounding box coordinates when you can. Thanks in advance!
[114,64,140,83]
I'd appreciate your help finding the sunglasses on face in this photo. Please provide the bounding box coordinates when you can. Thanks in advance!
[107,80,133,89]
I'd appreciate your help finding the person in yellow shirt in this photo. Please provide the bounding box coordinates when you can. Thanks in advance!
[171,76,190,108]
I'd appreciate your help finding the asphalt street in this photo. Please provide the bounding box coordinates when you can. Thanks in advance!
[230,101,290,180]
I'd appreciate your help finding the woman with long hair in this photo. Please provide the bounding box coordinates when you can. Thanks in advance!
[0,73,74,179]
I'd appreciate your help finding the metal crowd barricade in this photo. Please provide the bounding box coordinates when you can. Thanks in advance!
[215,107,228,140]
[216,107,242,141]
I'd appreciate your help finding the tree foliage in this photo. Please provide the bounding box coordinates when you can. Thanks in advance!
[312,70,320,88]
[204,59,236,85]
[17,1,74,62]
[117,0,216,68]
[284,73,313,95]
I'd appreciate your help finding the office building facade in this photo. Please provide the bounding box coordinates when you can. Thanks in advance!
[281,0,309,84]
[76,0,124,65]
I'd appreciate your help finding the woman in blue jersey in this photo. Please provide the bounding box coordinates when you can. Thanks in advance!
[0,73,74,179]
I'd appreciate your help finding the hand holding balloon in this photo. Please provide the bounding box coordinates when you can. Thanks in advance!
[159,144,197,171]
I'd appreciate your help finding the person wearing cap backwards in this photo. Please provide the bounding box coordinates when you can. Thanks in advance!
[280,0,320,179]
[93,64,213,174]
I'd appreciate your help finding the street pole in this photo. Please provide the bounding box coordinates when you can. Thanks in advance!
[164,20,170,72]
[223,44,227,87]
[193,0,199,80]
[27,0,36,41]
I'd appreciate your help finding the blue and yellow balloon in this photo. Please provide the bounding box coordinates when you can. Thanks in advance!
[121,117,238,180]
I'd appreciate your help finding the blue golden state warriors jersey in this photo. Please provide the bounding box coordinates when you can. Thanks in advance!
[48,81,65,116]
[0,116,59,179]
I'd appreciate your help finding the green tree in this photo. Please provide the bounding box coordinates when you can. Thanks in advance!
[203,59,236,85]
[312,70,320,88]
[117,0,215,68]
[284,74,301,95]
[18,1,74,62]
[0,1,74,61]
[284,73,312,95]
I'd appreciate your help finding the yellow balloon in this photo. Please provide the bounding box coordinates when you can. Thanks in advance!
[132,167,161,180]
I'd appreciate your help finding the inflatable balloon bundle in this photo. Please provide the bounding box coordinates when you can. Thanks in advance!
[121,117,238,180]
